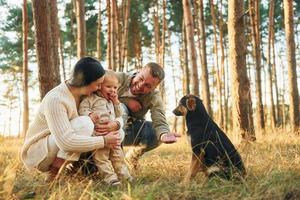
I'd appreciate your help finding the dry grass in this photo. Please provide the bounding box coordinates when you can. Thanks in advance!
[1,129,300,200]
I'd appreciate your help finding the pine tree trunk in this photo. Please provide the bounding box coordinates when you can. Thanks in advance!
[120,0,130,71]
[22,0,29,138]
[75,0,86,58]
[179,28,187,135]
[153,1,160,64]
[32,0,59,98]
[49,0,61,83]
[267,0,276,128]
[283,0,300,132]
[106,0,112,69]
[168,29,178,132]
[59,30,66,80]
[272,32,280,125]
[97,0,102,60]
[181,18,190,94]
[182,0,199,97]
[159,0,166,103]
[111,0,120,71]
[228,0,255,141]
[218,0,227,130]
[249,0,264,130]
[210,0,223,126]
[198,0,212,115]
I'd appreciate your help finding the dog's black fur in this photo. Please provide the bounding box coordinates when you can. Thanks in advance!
[173,95,246,180]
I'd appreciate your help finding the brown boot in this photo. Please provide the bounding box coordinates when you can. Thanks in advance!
[46,157,65,182]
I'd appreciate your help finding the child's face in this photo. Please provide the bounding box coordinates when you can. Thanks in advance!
[100,77,119,100]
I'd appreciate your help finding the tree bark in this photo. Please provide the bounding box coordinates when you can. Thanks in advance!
[159,0,166,103]
[75,0,86,58]
[228,0,255,141]
[267,0,276,128]
[198,0,212,115]
[106,0,112,69]
[120,0,130,71]
[249,0,264,130]
[22,0,29,137]
[210,0,222,125]
[97,0,102,60]
[182,0,199,97]
[283,0,300,132]
[32,0,60,98]
[111,0,119,71]
[217,0,227,130]
[181,17,190,95]
[49,0,61,83]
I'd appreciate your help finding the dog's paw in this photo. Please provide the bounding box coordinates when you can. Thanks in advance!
[181,176,191,187]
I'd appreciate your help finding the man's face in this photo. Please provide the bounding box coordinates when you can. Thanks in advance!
[130,67,160,95]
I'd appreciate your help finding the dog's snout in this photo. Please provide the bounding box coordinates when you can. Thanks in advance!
[173,105,187,116]
[173,107,183,116]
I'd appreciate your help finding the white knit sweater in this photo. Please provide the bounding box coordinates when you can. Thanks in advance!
[20,82,105,170]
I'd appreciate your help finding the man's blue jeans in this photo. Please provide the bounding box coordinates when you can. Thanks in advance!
[121,104,160,153]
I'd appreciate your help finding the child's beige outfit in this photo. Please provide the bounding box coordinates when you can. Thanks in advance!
[79,93,132,184]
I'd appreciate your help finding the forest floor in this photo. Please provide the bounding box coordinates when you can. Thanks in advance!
[1,129,300,200]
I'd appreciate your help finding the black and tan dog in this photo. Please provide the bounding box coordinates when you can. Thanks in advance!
[173,95,246,183]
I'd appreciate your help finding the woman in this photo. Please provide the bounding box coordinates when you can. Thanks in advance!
[20,57,121,180]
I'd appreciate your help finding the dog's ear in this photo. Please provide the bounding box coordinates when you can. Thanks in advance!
[186,96,196,111]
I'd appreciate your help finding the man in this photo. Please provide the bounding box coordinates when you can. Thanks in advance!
[116,62,180,169]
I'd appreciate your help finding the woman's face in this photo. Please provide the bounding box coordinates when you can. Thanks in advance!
[85,76,104,96]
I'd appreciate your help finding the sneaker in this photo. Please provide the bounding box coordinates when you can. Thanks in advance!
[108,179,121,187]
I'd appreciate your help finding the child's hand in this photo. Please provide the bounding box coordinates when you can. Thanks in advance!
[109,91,120,104]
[88,112,99,123]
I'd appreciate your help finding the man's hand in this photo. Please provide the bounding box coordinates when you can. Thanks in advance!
[160,132,181,144]
[127,99,142,112]
[103,130,121,149]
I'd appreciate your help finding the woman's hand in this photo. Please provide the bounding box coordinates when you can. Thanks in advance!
[103,130,121,149]
[88,112,99,123]
[94,120,120,135]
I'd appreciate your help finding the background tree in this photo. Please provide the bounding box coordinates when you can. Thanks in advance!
[75,0,86,58]
[267,0,276,128]
[22,0,29,138]
[32,0,60,98]
[283,0,300,132]
[249,0,264,130]
[182,0,199,97]
[198,0,212,116]
[228,0,255,141]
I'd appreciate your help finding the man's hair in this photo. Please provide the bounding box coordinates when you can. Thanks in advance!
[144,62,165,81]
[69,57,105,87]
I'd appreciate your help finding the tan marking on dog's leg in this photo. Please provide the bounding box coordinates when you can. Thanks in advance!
[182,152,203,185]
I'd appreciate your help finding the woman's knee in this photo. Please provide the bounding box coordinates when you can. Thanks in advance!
[70,116,94,136]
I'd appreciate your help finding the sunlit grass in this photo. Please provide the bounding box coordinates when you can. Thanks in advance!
[1,128,300,199]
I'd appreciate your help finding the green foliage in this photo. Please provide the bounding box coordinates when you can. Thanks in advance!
[167,0,183,33]
[273,0,284,37]
[127,0,152,62]
[0,3,34,69]
[62,0,106,60]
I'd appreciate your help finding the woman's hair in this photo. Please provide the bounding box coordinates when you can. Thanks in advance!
[69,57,105,87]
